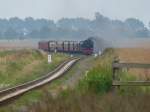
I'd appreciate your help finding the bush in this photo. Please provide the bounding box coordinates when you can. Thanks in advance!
[78,65,112,94]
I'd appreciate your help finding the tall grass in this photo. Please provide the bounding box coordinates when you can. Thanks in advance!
[26,90,150,112]
[2,48,150,112]
[0,50,69,111]
[0,50,69,88]
[26,48,150,112]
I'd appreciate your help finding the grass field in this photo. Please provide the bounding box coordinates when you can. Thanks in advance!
[0,53,101,111]
[1,48,150,112]
[115,48,150,80]
[19,48,149,112]
[115,48,150,63]
[0,49,69,89]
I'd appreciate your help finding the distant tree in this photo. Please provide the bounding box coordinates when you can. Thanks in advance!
[4,27,19,39]
[125,18,145,30]
[9,17,23,28]
[135,28,150,37]
[0,13,149,39]
[24,17,35,31]
[0,19,9,32]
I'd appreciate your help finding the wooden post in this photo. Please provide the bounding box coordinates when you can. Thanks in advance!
[112,57,120,91]
[112,57,120,81]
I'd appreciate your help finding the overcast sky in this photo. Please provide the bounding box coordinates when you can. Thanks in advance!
[0,0,149,26]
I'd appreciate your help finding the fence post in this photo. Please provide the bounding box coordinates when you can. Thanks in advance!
[112,57,120,91]
[112,57,120,81]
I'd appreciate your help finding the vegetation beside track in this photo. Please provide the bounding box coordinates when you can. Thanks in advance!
[0,49,69,88]
[26,48,150,112]
[1,49,150,112]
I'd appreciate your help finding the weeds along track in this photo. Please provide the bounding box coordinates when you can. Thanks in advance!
[0,58,79,105]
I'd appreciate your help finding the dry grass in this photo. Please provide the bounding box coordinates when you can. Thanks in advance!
[0,40,37,49]
[115,48,150,79]
[24,90,150,112]
[2,48,150,112]
[25,49,150,112]
[115,48,150,63]
[0,50,69,89]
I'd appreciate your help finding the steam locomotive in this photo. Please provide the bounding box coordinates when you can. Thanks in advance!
[38,38,94,55]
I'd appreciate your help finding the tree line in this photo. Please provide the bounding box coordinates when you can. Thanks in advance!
[0,12,149,40]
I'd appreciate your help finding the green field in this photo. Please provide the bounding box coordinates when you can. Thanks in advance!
[0,49,69,89]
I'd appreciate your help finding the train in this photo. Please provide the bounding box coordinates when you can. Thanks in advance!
[38,38,94,55]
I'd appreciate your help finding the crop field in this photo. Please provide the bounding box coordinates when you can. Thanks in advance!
[115,48,150,63]
[115,48,150,80]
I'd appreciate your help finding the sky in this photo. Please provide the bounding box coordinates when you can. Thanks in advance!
[0,0,149,26]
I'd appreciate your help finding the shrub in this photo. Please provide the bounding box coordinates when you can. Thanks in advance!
[79,65,112,94]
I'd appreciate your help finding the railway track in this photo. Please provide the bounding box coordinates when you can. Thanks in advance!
[0,58,79,105]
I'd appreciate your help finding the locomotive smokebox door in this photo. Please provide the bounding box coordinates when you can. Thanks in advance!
[48,54,52,63]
